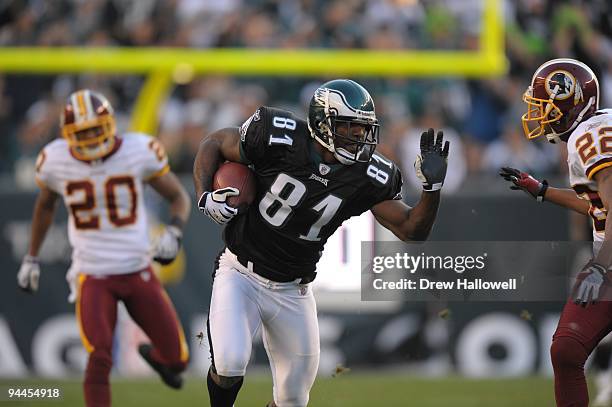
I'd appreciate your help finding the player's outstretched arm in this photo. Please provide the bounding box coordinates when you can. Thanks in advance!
[17,185,59,293]
[371,128,448,241]
[192,127,242,200]
[499,167,589,215]
[372,192,440,241]
[540,187,590,215]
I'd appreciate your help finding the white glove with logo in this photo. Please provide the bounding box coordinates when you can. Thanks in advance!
[17,255,40,293]
[574,262,609,304]
[152,225,183,265]
[198,187,239,225]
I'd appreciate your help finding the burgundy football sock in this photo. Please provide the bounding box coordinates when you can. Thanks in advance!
[83,351,112,407]
[551,336,590,407]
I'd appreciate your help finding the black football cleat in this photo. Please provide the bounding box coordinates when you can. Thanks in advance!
[138,343,183,389]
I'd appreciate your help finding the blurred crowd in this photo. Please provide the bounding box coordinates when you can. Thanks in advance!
[0,0,611,193]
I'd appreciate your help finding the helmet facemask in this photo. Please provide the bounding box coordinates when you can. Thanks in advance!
[521,86,564,142]
[521,59,600,144]
[324,115,378,165]
[62,115,116,160]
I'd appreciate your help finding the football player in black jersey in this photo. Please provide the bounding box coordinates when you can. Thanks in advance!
[193,79,450,407]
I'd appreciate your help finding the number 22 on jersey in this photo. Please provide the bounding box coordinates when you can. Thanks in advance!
[575,127,612,165]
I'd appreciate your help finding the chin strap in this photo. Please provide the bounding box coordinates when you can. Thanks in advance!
[546,96,597,143]
[333,149,356,165]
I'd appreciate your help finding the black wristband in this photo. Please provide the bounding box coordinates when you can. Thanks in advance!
[591,263,607,275]
[537,180,549,202]
[169,216,185,230]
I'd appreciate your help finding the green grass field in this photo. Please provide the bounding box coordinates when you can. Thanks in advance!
[1,375,557,406]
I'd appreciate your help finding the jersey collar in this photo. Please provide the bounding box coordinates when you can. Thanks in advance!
[308,139,342,172]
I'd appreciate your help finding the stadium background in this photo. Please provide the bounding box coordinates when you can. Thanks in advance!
[0,0,610,405]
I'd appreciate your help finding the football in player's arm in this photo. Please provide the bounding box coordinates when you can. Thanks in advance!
[193,79,449,407]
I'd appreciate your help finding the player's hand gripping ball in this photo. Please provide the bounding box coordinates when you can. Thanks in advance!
[198,162,256,225]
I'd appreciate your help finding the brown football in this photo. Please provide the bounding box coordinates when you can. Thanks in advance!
[212,161,256,212]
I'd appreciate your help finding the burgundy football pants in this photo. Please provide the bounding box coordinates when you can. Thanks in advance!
[551,298,612,407]
[76,267,189,407]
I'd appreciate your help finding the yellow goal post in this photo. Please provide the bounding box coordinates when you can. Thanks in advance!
[0,0,506,135]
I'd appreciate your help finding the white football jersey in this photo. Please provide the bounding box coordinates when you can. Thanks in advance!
[35,133,169,275]
[567,108,612,255]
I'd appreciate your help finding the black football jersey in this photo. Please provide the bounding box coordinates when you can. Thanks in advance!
[224,106,402,281]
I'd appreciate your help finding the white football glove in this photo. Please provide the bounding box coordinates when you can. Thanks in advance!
[574,262,609,304]
[152,225,182,265]
[198,187,239,225]
[66,269,78,304]
[17,255,40,293]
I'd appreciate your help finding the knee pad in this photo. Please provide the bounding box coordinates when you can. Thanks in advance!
[213,348,250,377]
[551,336,588,371]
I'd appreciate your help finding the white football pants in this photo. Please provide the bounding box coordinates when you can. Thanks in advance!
[207,248,320,407]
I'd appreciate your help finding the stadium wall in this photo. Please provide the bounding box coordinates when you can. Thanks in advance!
[0,187,571,379]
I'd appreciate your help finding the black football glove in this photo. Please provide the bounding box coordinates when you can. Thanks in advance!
[499,167,548,202]
[414,128,450,192]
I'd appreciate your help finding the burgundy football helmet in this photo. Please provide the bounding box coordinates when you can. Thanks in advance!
[522,58,599,143]
[61,89,116,160]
